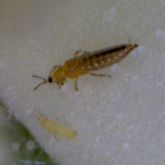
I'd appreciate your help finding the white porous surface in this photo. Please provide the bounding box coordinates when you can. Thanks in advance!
[0,0,165,165]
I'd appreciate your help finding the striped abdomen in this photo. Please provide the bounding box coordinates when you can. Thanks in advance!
[78,44,138,71]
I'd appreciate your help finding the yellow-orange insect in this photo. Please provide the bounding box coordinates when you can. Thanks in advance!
[33,43,138,91]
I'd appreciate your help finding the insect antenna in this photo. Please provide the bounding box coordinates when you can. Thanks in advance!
[32,75,48,91]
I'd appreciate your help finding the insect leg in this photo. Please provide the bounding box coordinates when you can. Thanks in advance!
[74,50,83,57]
[90,73,111,78]
[74,79,79,91]
[74,50,90,58]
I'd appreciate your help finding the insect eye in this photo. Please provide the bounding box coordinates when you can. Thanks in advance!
[48,77,53,83]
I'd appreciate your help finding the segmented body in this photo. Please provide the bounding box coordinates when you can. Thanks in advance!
[64,44,138,78]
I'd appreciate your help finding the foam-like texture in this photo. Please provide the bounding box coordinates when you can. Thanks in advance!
[0,0,165,164]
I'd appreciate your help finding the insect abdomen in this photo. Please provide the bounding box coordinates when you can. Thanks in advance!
[80,44,138,71]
